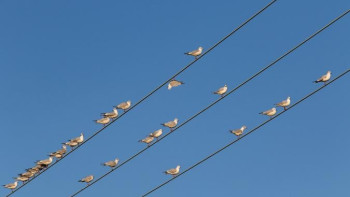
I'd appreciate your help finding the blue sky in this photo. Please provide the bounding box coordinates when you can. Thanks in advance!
[1,0,349,196]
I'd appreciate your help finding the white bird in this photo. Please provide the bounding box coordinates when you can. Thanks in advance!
[259,107,277,118]
[115,100,131,112]
[161,118,178,131]
[36,157,53,166]
[70,133,84,144]
[139,136,154,146]
[3,181,18,191]
[101,108,118,119]
[14,176,29,183]
[149,129,163,140]
[94,117,111,126]
[164,165,181,177]
[49,145,67,159]
[102,158,119,168]
[230,126,247,137]
[168,79,184,90]
[63,140,78,149]
[213,85,227,97]
[78,175,94,185]
[184,47,203,58]
[275,97,291,110]
[314,71,331,84]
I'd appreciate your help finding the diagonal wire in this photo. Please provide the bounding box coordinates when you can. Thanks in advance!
[142,69,350,197]
[5,1,278,196]
[70,9,349,197]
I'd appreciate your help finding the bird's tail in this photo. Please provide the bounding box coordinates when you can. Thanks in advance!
[258,112,263,114]
[101,163,106,166]
[313,80,319,83]
[184,52,189,55]
[78,180,83,182]
[228,130,232,134]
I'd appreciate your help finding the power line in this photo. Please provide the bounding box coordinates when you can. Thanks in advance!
[6,1,277,196]
[142,69,350,197]
[69,10,349,197]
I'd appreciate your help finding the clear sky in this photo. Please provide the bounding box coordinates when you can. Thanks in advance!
[1,0,349,196]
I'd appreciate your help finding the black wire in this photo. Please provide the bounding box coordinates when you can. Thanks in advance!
[69,9,349,197]
[142,69,350,197]
[5,1,278,196]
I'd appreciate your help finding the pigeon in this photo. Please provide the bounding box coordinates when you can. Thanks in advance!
[275,97,291,110]
[101,108,118,119]
[168,79,184,90]
[49,145,67,159]
[78,175,94,185]
[102,158,119,169]
[3,181,18,191]
[161,118,178,131]
[314,71,331,84]
[213,85,227,97]
[149,129,163,140]
[94,117,111,126]
[230,126,247,137]
[164,165,181,177]
[259,107,277,118]
[139,136,154,146]
[36,157,53,166]
[185,47,203,59]
[115,100,131,112]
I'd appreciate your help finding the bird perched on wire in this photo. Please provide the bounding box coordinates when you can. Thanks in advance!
[149,129,163,140]
[164,165,181,177]
[275,97,291,110]
[3,181,18,192]
[213,85,228,97]
[14,176,29,183]
[161,118,178,131]
[168,79,184,90]
[259,107,277,119]
[63,133,84,149]
[115,100,131,112]
[230,126,247,138]
[139,136,154,146]
[49,145,67,159]
[314,70,331,85]
[35,157,53,167]
[78,175,94,185]
[102,158,119,169]
[94,117,111,126]
[184,47,203,59]
[101,108,118,119]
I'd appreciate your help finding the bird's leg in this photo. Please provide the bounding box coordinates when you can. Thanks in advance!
[284,107,286,111]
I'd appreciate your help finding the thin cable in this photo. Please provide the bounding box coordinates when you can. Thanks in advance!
[5,1,277,196]
[142,69,350,197]
[70,10,349,197]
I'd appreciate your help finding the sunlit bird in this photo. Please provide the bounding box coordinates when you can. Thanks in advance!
[14,176,29,183]
[259,107,277,119]
[115,100,131,112]
[78,175,94,185]
[94,117,111,126]
[184,47,203,59]
[49,145,67,159]
[168,79,184,90]
[161,118,178,131]
[314,71,331,84]
[275,97,291,110]
[101,108,118,119]
[36,157,53,166]
[139,136,154,146]
[102,158,119,169]
[230,126,247,138]
[164,165,181,177]
[149,129,163,140]
[3,181,18,192]
[213,84,227,97]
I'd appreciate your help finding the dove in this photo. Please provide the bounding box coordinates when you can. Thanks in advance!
[101,108,118,119]
[184,47,203,59]
[230,126,247,138]
[275,97,291,110]
[168,79,184,90]
[115,100,131,112]
[314,71,331,84]
[164,165,181,177]
[161,118,178,131]
[78,175,94,185]
[213,85,227,97]
[259,107,277,119]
